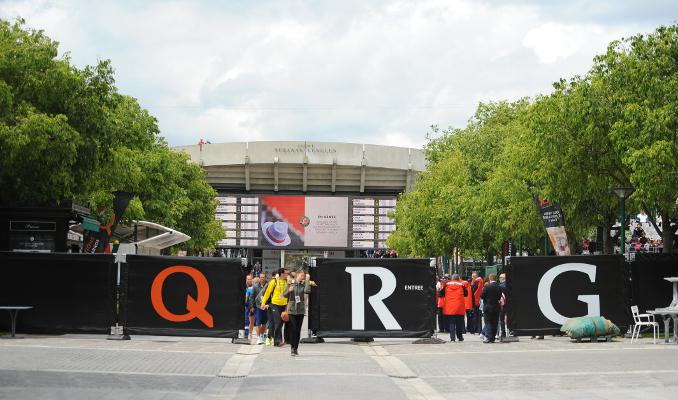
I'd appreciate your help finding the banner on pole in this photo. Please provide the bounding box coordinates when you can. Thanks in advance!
[506,255,631,336]
[531,192,571,256]
[122,255,244,337]
[311,258,435,338]
[0,252,116,334]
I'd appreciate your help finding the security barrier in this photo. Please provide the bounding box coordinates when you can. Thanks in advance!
[309,258,435,338]
[631,253,678,314]
[121,255,244,338]
[506,255,632,336]
[0,252,116,334]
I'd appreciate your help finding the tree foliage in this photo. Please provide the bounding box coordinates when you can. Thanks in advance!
[0,19,223,251]
[391,24,678,257]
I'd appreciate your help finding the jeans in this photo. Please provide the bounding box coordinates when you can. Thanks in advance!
[288,314,305,351]
[446,314,464,341]
[499,310,506,336]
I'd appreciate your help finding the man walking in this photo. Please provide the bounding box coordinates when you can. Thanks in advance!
[480,274,502,343]
[439,274,467,342]
[261,268,289,347]
[252,272,268,344]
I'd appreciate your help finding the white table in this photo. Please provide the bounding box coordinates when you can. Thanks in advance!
[665,277,678,308]
[647,309,678,344]
[0,306,33,338]
[645,278,678,344]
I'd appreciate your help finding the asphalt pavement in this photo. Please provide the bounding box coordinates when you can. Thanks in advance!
[1,333,677,399]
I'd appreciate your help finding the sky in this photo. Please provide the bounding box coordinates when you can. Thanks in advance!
[1,0,675,148]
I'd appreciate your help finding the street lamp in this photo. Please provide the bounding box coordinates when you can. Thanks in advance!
[612,186,635,255]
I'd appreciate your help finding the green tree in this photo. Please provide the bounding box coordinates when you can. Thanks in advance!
[0,18,223,252]
[594,25,678,252]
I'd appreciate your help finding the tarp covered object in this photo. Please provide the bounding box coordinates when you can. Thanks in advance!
[0,252,116,334]
[311,258,435,338]
[506,255,632,336]
[632,253,678,313]
[122,255,244,337]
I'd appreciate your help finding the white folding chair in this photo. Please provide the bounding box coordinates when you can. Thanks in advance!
[631,305,658,344]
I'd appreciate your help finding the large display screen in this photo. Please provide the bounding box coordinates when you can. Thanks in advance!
[214,195,396,249]
[259,196,348,248]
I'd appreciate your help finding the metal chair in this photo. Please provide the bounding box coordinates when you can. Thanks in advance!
[631,305,658,344]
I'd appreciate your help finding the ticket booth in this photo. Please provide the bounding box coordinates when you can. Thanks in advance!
[0,202,92,253]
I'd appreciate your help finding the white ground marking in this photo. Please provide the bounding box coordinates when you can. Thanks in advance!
[217,344,263,378]
[361,344,445,400]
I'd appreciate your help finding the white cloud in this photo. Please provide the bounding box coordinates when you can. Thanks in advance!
[1,0,672,149]
[522,22,622,64]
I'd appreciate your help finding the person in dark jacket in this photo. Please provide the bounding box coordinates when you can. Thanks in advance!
[480,274,502,343]
[498,273,508,338]
[283,269,312,356]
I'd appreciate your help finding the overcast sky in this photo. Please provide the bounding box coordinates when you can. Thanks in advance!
[2,1,675,148]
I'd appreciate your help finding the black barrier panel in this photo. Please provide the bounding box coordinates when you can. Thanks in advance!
[122,255,244,337]
[0,252,115,334]
[506,255,632,336]
[632,254,678,314]
[313,258,435,338]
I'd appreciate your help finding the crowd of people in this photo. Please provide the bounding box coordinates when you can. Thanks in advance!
[243,267,314,356]
[436,272,508,343]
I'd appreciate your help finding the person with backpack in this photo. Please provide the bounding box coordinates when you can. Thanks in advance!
[283,269,312,356]
[252,272,268,344]
[261,268,289,347]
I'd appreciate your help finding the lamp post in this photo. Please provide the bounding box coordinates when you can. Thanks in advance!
[612,186,635,255]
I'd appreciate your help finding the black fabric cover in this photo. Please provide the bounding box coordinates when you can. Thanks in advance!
[312,258,435,338]
[122,255,244,337]
[0,252,115,334]
[632,253,678,313]
[506,255,632,336]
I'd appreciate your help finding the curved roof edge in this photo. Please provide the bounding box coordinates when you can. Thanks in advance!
[173,141,426,172]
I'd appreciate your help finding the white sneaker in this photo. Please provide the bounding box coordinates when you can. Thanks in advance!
[256,336,264,345]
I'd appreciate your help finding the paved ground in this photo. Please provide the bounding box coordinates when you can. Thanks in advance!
[1,333,677,399]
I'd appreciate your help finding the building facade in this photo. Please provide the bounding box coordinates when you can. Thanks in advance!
[174,141,425,273]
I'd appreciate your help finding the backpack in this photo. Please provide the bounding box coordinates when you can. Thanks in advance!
[255,279,277,309]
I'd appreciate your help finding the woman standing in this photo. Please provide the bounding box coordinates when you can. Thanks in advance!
[283,269,312,356]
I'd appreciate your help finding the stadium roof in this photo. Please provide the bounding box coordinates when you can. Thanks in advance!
[173,141,426,194]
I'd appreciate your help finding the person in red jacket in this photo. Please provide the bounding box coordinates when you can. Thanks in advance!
[436,276,449,333]
[462,278,472,333]
[439,274,468,342]
[471,272,484,334]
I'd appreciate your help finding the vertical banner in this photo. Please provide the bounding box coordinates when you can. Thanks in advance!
[83,191,133,253]
[506,255,632,336]
[312,258,435,338]
[0,252,116,334]
[531,191,571,256]
[122,255,244,337]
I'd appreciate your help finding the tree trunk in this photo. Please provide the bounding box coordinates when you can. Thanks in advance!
[603,227,614,255]
[661,210,675,253]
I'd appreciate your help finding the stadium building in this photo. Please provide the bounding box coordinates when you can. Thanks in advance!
[174,141,425,274]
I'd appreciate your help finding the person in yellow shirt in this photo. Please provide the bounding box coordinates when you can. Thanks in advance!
[261,268,289,346]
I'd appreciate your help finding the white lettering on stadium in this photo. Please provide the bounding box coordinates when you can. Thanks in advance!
[404,285,424,291]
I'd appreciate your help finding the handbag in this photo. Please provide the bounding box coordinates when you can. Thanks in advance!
[281,282,292,322]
